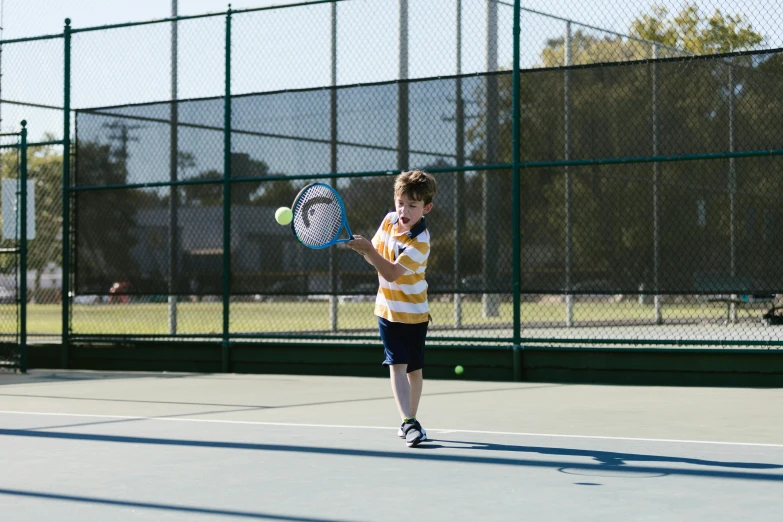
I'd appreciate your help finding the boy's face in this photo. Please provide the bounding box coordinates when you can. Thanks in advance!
[395,192,433,232]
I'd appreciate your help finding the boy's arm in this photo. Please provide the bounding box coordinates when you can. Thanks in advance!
[346,235,407,282]
[361,247,408,283]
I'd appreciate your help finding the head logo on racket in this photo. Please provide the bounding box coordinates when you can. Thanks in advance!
[300,196,335,228]
[290,183,355,249]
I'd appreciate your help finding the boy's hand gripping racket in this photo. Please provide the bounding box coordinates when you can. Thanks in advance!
[290,182,355,249]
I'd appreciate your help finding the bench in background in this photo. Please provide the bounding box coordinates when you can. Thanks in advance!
[694,274,776,323]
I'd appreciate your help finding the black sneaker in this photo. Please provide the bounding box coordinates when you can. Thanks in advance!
[398,421,427,440]
[401,419,427,448]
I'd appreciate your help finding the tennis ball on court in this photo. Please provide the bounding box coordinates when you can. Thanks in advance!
[275,207,293,225]
[454,365,464,376]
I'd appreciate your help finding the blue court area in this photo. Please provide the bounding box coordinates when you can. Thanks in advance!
[0,371,781,521]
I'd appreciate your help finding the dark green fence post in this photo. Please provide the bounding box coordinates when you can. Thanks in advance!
[19,120,28,373]
[61,18,72,369]
[328,2,339,331]
[222,5,232,372]
[511,0,522,382]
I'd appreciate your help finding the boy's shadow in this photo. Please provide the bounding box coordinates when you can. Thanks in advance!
[420,438,783,471]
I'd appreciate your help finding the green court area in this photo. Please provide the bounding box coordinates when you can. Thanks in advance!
[0,300,762,336]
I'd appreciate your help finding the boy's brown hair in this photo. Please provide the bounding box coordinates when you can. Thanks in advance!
[394,170,437,205]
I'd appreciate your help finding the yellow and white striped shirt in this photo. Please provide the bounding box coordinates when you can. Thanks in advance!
[371,212,431,324]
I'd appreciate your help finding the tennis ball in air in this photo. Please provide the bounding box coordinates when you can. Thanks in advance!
[275,207,293,225]
[454,365,464,376]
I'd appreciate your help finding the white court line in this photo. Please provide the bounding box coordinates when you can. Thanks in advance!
[1,410,782,448]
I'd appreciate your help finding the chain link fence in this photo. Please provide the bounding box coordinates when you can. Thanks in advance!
[0,127,32,371]
[0,133,22,369]
[0,0,781,352]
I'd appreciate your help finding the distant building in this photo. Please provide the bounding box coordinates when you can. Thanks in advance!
[133,205,369,294]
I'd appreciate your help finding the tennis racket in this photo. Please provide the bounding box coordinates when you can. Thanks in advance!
[290,182,355,249]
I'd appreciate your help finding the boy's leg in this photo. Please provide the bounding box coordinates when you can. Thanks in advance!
[391,364,425,446]
[405,368,427,443]
[389,364,413,420]
[399,321,428,446]
[407,369,423,418]
[380,318,426,446]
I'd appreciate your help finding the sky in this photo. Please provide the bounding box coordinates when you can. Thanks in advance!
[2,0,780,42]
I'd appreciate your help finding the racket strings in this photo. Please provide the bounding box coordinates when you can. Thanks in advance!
[292,185,345,247]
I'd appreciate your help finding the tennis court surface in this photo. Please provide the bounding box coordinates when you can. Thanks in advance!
[1,370,781,521]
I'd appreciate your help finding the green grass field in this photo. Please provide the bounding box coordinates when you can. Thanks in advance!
[0,299,754,336]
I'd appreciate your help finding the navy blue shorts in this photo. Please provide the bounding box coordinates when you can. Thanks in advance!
[378,317,428,373]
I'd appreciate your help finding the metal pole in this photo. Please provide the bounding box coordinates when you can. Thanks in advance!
[61,18,71,369]
[454,0,463,328]
[564,21,573,327]
[397,0,409,171]
[652,43,662,324]
[19,120,27,373]
[483,0,500,317]
[329,1,338,331]
[168,0,179,335]
[728,63,737,323]
[511,0,522,381]
[222,6,232,371]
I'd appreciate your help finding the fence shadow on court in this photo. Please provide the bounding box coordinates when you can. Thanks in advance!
[0,487,344,522]
[1,428,781,483]
[428,438,783,472]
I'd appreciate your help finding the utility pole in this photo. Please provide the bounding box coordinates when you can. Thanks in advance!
[454,0,464,328]
[169,0,179,335]
[103,121,142,172]
[397,0,409,171]
[483,0,500,317]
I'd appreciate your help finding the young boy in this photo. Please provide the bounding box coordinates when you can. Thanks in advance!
[346,170,437,448]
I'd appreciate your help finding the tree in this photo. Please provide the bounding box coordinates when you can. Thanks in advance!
[464,2,770,292]
[180,153,286,207]
[25,142,64,302]
[74,140,142,294]
[181,169,222,207]
[540,4,765,67]
[0,141,62,302]
[1,137,160,298]
[250,180,298,206]
[632,5,764,54]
